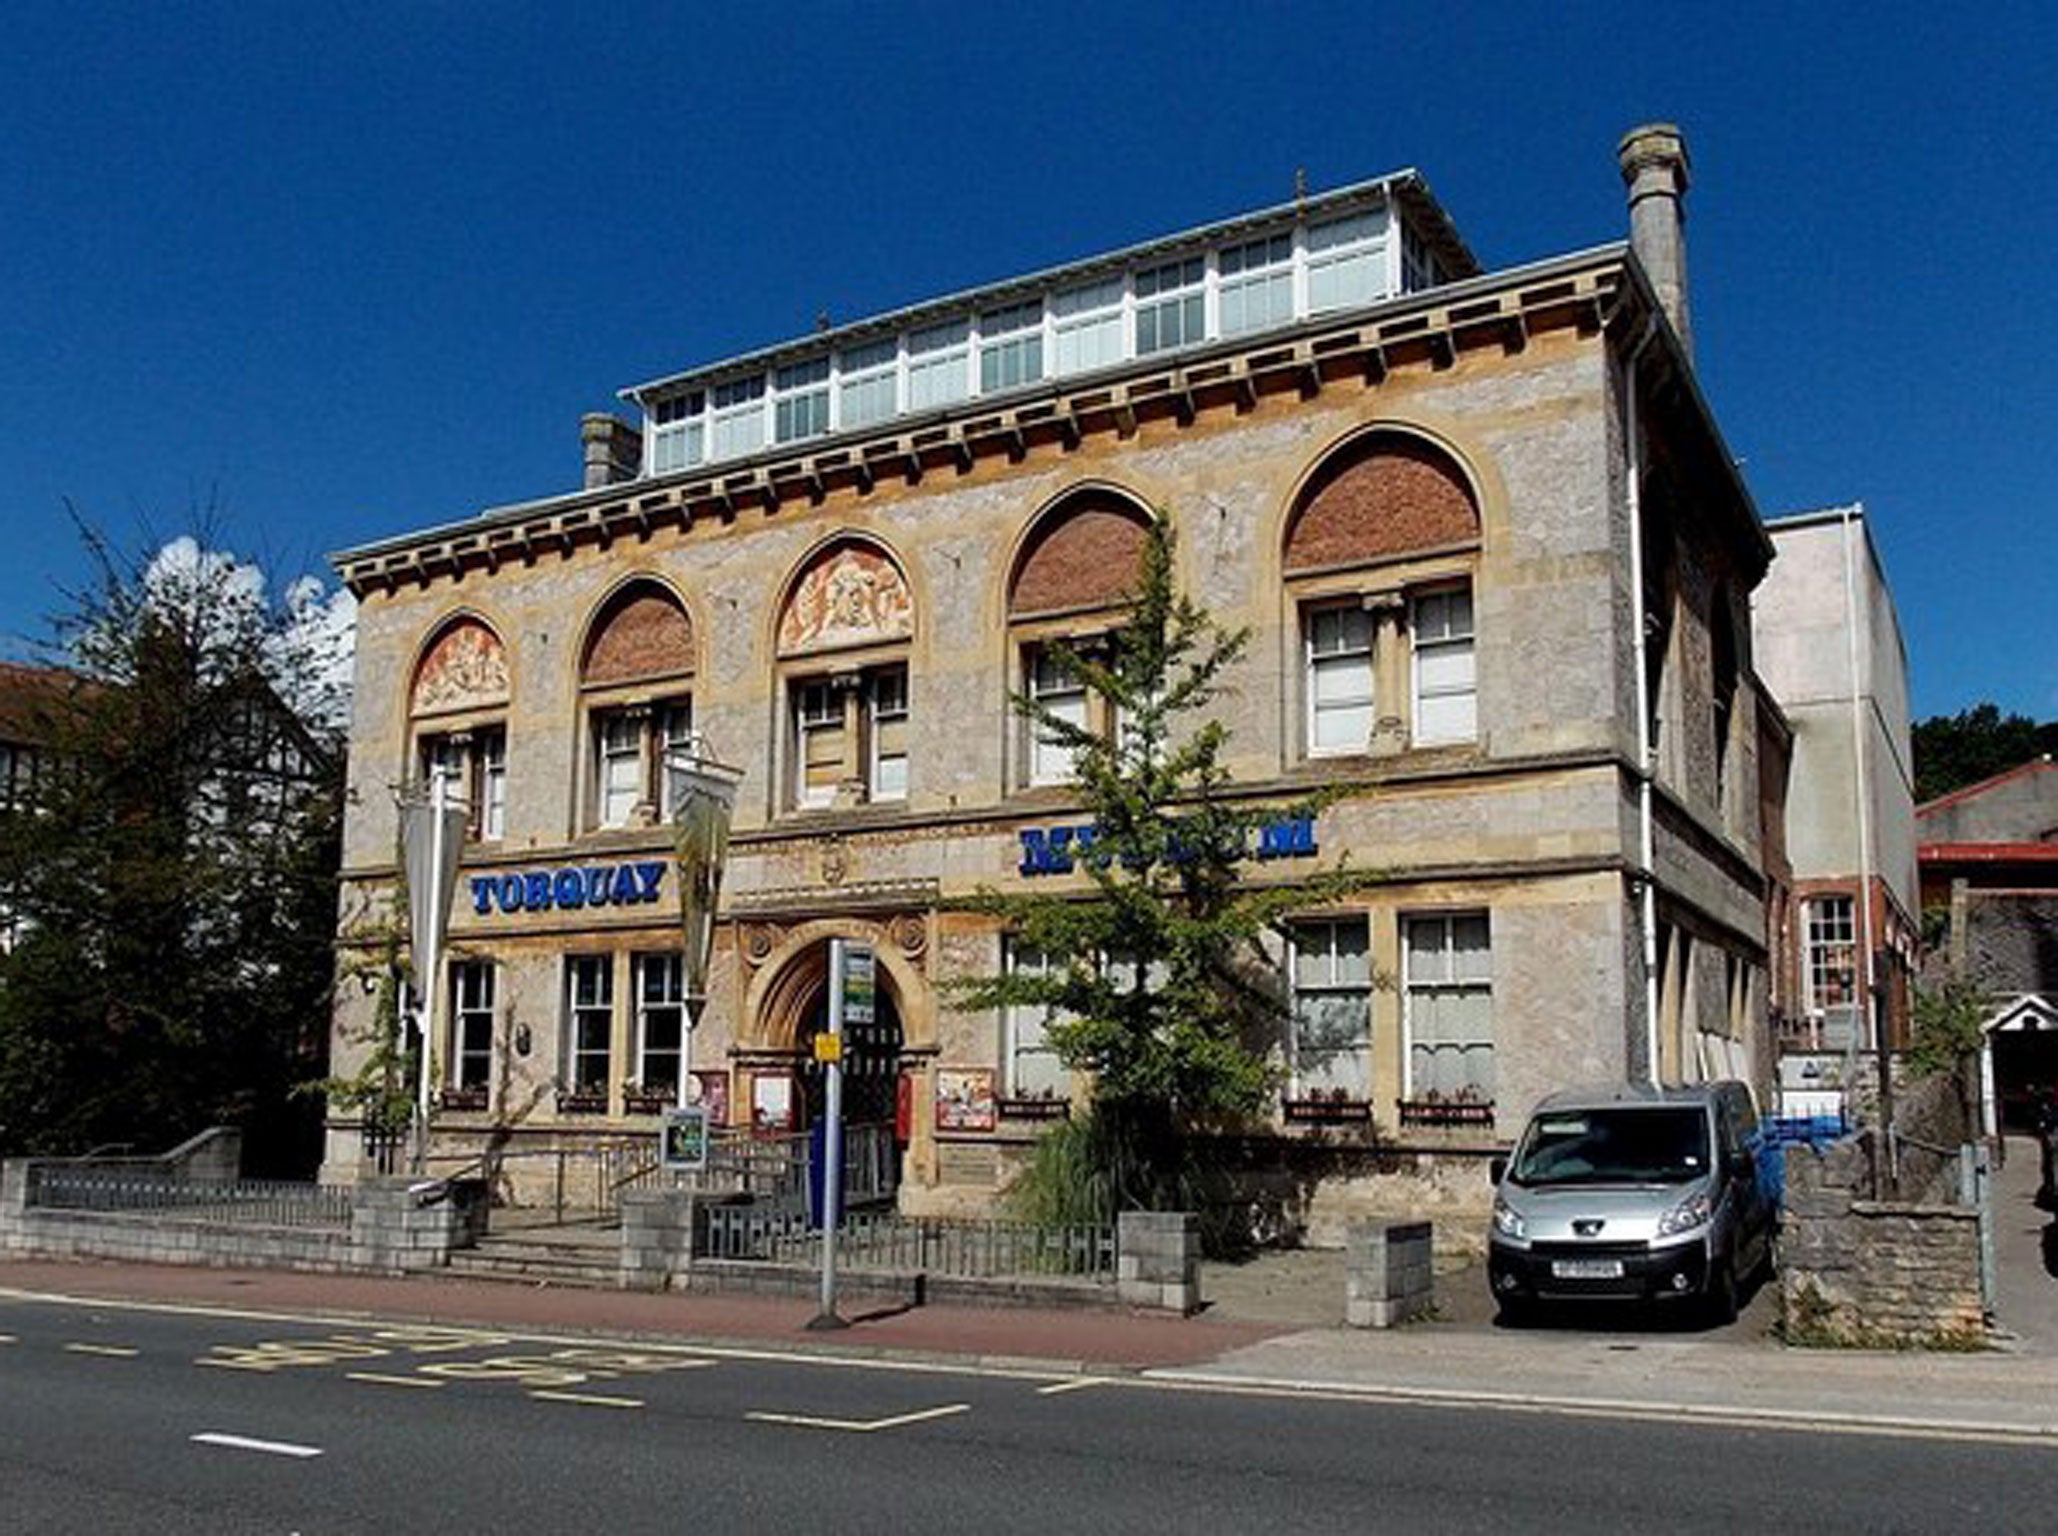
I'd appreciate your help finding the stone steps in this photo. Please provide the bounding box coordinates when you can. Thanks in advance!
[441,1233,623,1289]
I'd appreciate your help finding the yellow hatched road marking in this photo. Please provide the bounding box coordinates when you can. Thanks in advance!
[746,1403,971,1434]
[65,1343,139,1358]
[530,1390,643,1410]
[347,1372,444,1389]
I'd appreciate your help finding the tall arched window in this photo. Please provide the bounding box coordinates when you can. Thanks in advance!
[1282,433,1481,758]
[1007,489,1152,787]
[579,582,696,830]
[409,616,510,841]
[775,539,914,810]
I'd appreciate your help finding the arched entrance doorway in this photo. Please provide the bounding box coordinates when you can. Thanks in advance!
[754,936,907,1129]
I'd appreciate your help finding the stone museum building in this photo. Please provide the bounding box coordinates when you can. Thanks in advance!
[324,125,1781,1231]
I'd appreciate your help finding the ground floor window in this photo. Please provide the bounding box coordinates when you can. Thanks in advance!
[1403,912,1493,1101]
[564,955,613,1094]
[635,951,686,1098]
[1002,939,1068,1098]
[450,960,495,1090]
[1289,918,1372,1097]
[1803,894,1857,1014]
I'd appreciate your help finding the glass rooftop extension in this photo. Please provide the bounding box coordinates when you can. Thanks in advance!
[620,170,1477,481]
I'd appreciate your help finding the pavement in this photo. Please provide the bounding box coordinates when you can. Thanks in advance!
[4,1134,2055,1442]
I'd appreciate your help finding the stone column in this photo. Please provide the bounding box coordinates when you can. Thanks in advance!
[1117,1210,1201,1314]
[619,1188,699,1291]
[1366,591,1408,757]
[1345,1218,1434,1328]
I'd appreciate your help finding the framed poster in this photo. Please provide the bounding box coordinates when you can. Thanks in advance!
[751,1071,794,1132]
[935,1067,997,1133]
[661,1106,709,1169]
[691,1069,730,1129]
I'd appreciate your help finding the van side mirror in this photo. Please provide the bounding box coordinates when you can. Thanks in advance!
[1489,1155,1508,1185]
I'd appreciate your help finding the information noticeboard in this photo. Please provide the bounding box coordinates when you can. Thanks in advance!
[840,943,876,1027]
[661,1106,709,1169]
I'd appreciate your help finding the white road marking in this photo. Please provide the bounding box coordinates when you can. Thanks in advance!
[1036,1376,1109,1396]
[747,1402,971,1433]
[347,1372,443,1389]
[65,1342,138,1358]
[529,1390,643,1409]
[0,1334,16,1344]
[191,1432,323,1459]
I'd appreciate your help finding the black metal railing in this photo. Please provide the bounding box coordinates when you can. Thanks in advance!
[27,1167,353,1230]
[699,1208,1115,1282]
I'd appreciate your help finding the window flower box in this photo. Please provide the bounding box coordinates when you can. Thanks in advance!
[1396,1096,1495,1131]
[1283,1094,1373,1125]
[997,1095,1070,1122]
[438,1084,488,1112]
[556,1087,608,1115]
[622,1086,676,1116]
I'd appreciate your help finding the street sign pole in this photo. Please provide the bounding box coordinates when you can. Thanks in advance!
[809,937,849,1330]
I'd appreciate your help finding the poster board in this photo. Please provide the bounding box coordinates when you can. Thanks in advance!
[935,1067,997,1133]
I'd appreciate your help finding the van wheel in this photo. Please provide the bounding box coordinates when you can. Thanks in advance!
[1495,1295,1536,1328]
[1702,1259,1739,1328]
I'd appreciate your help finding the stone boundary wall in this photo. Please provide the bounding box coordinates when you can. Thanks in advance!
[1778,1135,1984,1345]
[0,1163,488,1279]
[1345,1218,1434,1328]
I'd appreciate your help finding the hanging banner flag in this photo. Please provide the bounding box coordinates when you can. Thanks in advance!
[669,746,744,1001]
[400,788,470,998]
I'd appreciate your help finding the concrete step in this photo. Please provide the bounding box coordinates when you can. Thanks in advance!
[442,1249,623,1288]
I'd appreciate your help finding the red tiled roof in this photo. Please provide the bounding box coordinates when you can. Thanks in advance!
[1916,757,2057,819]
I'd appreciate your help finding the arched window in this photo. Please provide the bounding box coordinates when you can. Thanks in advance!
[1282,433,1481,758]
[409,616,510,841]
[1006,490,1152,787]
[579,582,696,830]
[775,539,914,810]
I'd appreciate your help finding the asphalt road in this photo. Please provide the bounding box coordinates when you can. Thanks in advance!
[4,1292,2056,1535]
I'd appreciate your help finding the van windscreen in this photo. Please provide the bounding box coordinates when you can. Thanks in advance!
[1508,1107,1709,1186]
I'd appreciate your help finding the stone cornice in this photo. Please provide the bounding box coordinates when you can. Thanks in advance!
[333,247,1628,599]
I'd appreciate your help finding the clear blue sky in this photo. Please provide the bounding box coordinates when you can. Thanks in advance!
[3,1,2052,719]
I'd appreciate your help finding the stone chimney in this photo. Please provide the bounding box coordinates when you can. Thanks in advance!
[582,413,643,489]
[1617,123,1692,359]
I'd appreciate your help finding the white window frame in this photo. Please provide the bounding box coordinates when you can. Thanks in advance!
[450,959,495,1091]
[1803,895,1858,1014]
[1002,939,1068,1098]
[1025,646,1089,786]
[594,710,644,828]
[867,665,909,802]
[564,955,614,1094]
[709,375,766,460]
[772,357,831,444]
[1133,256,1206,355]
[792,678,845,810]
[633,951,686,1101]
[1305,603,1375,757]
[648,391,705,474]
[1218,231,1295,337]
[838,337,900,430]
[419,726,506,843]
[1410,585,1477,745]
[653,700,696,821]
[1402,912,1494,1102]
[978,299,1044,395]
[1051,276,1125,377]
[1289,918,1372,1098]
[1306,208,1391,314]
[905,320,970,412]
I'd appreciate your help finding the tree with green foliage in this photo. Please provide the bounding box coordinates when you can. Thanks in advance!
[0,521,347,1174]
[1912,703,2057,805]
[950,514,1376,1229]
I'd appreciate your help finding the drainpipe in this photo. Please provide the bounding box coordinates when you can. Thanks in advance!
[1623,312,1662,1084]
[1843,504,1894,1180]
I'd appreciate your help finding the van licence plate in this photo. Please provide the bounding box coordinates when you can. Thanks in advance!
[1552,1258,1624,1279]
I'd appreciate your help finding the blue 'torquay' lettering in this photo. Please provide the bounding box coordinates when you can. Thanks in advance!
[612,865,641,905]
[635,862,665,902]
[553,868,586,908]
[524,871,554,911]
[470,876,496,915]
[498,874,525,912]
[585,867,612,907]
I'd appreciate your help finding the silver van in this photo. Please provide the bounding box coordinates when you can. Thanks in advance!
[1486,1081,1774,1324]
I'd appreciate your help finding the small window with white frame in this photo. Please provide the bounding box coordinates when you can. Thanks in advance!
[1411,585,1476,745]
[1051,276,1125,376]
[905,320,970,411]
[648,391,705,474]
[1306,209,1390,314]
[1134,256,1205,355]
[979,300,1044,394]
[419,726,507,842]
[633,951,686,1102]
[838,337,899,429]
[1218,231,1294,336]
[1290,918,1372,1098]
[1803,895,1857,1014]
[1002,938,1068,1099]
[1024,645,1090,785]
[709,375,766,460]
[1403,912,1493,1103]
[450,959,495,1092]
[564,955,614,1096]
[773,357,831,444]
[590,698,692,830]
[1305,604,1374,756]
[868,664,909,801]
[789,666,908,810]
